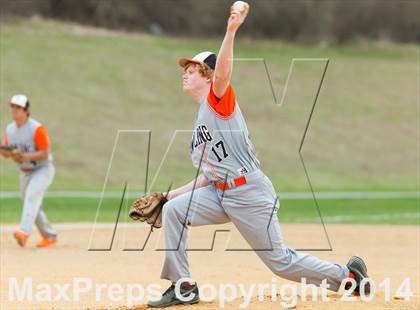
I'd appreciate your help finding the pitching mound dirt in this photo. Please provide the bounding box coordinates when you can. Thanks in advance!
[1,223,418,309]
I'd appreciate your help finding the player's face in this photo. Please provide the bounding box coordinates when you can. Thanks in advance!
[182,64,209,94]
[9,104,27,121]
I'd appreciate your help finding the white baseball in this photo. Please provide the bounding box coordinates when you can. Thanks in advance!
[232,1,247,13]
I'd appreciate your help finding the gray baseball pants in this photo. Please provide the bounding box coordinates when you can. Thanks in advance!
[160,169,349,291]
[19,163,57,239]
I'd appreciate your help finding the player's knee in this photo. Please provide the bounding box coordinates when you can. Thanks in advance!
[272,249,296,274]
[162,196,189,226]
[162,199,178,221]
[24,190,42,205]
[259,248,293,275]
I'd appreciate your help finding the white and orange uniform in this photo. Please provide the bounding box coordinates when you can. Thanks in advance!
[161,85,350,291]
[3,117,56,238]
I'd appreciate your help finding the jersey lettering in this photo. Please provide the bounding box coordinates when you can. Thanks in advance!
[192,124,213,148]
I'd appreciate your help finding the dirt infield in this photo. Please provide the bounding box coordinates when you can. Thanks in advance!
[1,223,419,310]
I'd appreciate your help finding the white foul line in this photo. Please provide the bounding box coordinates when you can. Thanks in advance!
[0,191,418,200]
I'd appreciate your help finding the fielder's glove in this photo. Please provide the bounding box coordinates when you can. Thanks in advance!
[11,149,25,163]
[129,192,168,229]
[0,146,24,163]
[0,145,16,158]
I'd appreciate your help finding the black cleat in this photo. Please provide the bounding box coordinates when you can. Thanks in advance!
[148,282,200,308]
[345,256,370,295]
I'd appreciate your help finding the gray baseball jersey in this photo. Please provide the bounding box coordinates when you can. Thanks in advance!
[4,117,53,172]
[190,84,260,182]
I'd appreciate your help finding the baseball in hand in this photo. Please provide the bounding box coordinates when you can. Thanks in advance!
[232,1,247,13]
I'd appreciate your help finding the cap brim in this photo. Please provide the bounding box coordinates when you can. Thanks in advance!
[178,58,203,68]
[9,103,26,108]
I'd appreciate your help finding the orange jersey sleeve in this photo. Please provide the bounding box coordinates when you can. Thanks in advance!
[2,133,8,145]
[34,126,50,150]
[207,84,236,118]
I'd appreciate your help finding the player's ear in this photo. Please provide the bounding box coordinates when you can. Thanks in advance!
[207,70,214,83]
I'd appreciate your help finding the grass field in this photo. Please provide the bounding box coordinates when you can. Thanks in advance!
[0,196,418,225]
[0,17,418,192]
[0,17,418,226]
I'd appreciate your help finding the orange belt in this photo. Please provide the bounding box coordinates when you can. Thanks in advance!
[20,167,33,173]
[214,175,247,190]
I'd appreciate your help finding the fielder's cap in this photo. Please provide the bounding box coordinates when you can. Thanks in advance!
[10,94,29,108]
[179,51,217,70]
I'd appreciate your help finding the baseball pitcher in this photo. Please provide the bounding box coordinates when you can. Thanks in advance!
[1,94,57,248]
[130,2,369,307]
